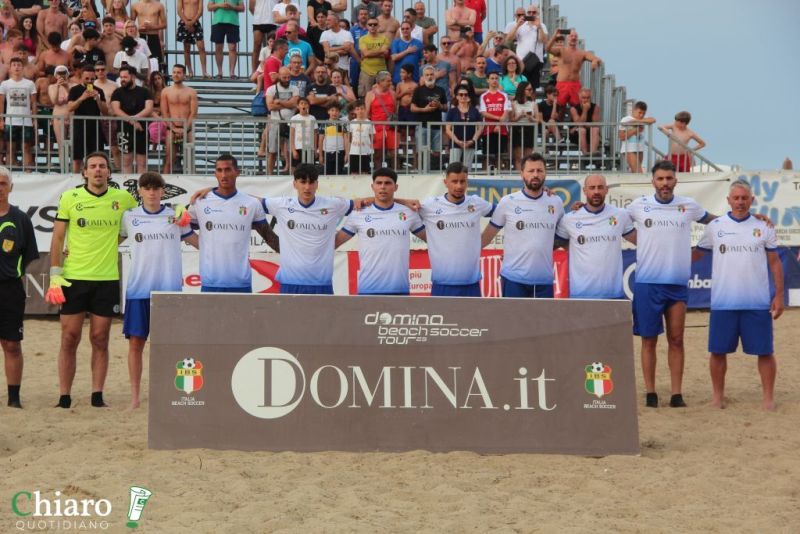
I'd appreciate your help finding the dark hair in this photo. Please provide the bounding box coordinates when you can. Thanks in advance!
[445,161,469,176]
[514,81,531,104]
[285,4,298,13]
[82,28,100,40]
[121,36,137,48]
[520,152,545,169]
[675,110,691,123]
[84,151,111,169]
[81,64,95,74]
[47,31,62,46]
[9,57,23,66]
[293,163,319,181]
[633,101,648,112]
[172,63,187,73]
[404,8,416,17]
[502,55,519,75]
[544,83,557,95]
[350,98,365,109]
[400,63,414,75]
[274,38,289,51]
[372,167,398,183]
[423,44,437,53]
[102,16,115,25]
[328,102,341,112]
[138,171,166,189]
[215,153,239,169]
[297,96,309,105]
[340,19,350,30]
[651,160,675,175]
[118,65,138,76]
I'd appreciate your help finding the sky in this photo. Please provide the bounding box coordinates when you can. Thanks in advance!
[553,0,799,170]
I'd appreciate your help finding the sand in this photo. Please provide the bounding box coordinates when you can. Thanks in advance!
[2,310,799,533]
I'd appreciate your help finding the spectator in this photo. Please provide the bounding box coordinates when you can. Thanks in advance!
[0,30,25,82]
[537,83,563,144]
[34,66,55,158]
[357,16,388,98]
[486,43,510,75]
[261,36,287,94]
[399,8,423,43]
[444,0,475,43]
[20,16,37,55]
[619,100,655,173]
[111,65,154,172]
[62,22,83,52]
[283,21,315,72]
[422,44,450,104]
[71,28,104,66]
[510,80,537,169]
[107,0,131,29]
[569,87,601,156]
[177,0,209,78]
[464,0,485,44]
[67,64,107,171]
[782,158,793,170]
[322,51,339,73]
[92,60,122,168]
[479,30,505,58]
[130,0,166,73]
[265,65,299,174]
[123,19,153,58]
[445,84,482,168]
[275,4,307,40]
[288,96,316,168]
[376,0,398,40]
[0,2,19,34]
[547,29,600,108]
[413,2,437,42]
[411,65,446,169]
[36,31,72,77]
[349,6,369,92]
[450,25,478,74]
[36,0,68,45]
[390,21,421,84]
[505,4,547,91]
[320,11,354,75]
[479,71,510,170]
[347,98,374,173]
[351,0,379,24]
[10,0,42,19]
[546,33,564,85]
[436,34,460,90]
[499,54,526,98]
[306,10,328,61]
[317,102,348,174]
[272,0,299,25]
[160,64,197,173]
[208,0,244,78]
[365,70,396,168]
[307,0,346,28]
[287,51,311,95]
[113,35,149,85]
[395,63,416,143]
[659,111,706,172]
[330,68,354,108]
[466,54,488,95]
[15,45,38,80]
[250,0,278,73]
[504,7,525,34]
[0,57,37,170]
[97,17,122,71]
[307,64,337,120]
[146,70,166,148]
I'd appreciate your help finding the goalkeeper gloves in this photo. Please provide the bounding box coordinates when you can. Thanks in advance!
[173,203,191,227]
[45,267,72,306]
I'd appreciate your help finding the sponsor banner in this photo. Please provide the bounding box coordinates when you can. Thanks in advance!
[148,293,640,455]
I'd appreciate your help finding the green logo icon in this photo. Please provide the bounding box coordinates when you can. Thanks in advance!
[126,486,153,529]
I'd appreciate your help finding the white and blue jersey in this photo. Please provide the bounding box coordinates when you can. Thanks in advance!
[264,195,353,286]
[341,203,424,294]
[490,190,564,285]
[188,190,266,289]
[556,205,634,299]
[419,195,494,285]
[627,194,706,285]
[121,205,191,299]
[697,213,778,310]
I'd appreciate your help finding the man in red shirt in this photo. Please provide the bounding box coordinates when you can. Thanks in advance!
[478,71,511,170]
[262,38,288,95]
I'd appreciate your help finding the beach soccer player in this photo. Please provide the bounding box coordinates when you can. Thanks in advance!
[120,172,198,409]
[693,180,784,411]
[335,167,425,295]
[419,161,495,297]
[0,166,39,408]
[47,152,138,409]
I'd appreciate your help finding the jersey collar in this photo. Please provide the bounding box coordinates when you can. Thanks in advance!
[142,205,167,215]
[653,193,674,205]
[444,194,465,205]
[298,197,316,209]
[521,188,544,200]
[373,202,395,211]
[727,211,752,223]
[83,185,109,198]
[583,204,606,215]
[212,188,238,200]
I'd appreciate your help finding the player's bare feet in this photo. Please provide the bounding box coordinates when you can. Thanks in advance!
[130,398,141,409]
[762,399,776,411]
[710,396,725,409]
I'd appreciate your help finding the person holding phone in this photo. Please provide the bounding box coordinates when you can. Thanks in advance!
[505,4,547,91]
[67,65,108,172]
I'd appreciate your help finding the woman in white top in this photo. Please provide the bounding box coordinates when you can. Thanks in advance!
[510,81,539,170]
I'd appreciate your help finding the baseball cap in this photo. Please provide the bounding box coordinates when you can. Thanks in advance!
[55,65,69,74]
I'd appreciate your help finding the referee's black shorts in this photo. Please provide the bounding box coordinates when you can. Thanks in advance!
[60,280,121,317]
[0,278,26,341]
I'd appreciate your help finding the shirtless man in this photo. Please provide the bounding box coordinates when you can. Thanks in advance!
[659,111,706,173]
[0,30,24,81]
[547,29,601,108]
[450,26,478,73]
[395,63,416,124]
[131,0,167,72]
[36,33,72,78]
[177,0,209,78]
[36,0,69,46]
[15,46,39,81]
[160,64,198,173]
[376,0,399,40]
[437,35,460,92]
[98,17,123,72]
[444,0,475,43]
[47,65,72,160]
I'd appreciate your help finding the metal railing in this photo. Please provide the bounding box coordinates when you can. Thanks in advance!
[651,128,721,173]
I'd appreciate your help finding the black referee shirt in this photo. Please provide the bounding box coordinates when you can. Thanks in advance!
[0,206,39,281]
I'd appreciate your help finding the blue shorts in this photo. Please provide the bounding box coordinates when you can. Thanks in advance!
[280,283,334,295]
[210,23,240,44]
[431,282,481,297]
[709,309,774,356]
[123,298,150,339]
[501,277,553,298]
[632,282,688,337]
[201,286,252,293]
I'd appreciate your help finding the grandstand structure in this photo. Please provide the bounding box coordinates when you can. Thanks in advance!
[2,0,718,175]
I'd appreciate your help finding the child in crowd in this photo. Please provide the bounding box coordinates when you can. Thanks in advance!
[318,103,349,175]
[659,111,706,172]
[347,99,375,174]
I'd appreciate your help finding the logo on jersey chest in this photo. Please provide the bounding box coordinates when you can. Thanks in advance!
[576,234,617,245]
[77,217,118,228]
[239,206,248,216]
[436,220,476,230]
[366,227,406,238]
[2,238,14,253]
[643,218,686,229]
[515,220,555,231]
[287,220,328,231]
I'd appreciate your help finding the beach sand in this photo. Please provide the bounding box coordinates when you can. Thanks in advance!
[2,310,799,533]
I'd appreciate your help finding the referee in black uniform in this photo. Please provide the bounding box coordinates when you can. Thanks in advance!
[0,166,39,408]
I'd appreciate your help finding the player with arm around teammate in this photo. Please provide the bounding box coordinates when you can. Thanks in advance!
[120,172,198,409]
[554,174,636,299]
[335,167,425,295]
[480,152,564,298]
[693,180,783,411]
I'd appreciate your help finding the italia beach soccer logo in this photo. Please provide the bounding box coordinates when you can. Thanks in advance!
[584,362,613,398]
[175,358,204,394]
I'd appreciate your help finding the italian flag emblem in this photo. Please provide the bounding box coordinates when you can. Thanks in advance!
[584,362,613,398]
[175,358,204,394]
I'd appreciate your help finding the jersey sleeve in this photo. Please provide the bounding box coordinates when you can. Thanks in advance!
[555,214,570,241]
[120,211,130,238]
[696,223,713,251]
[19,210,39,269]
[122,191,138,211]
[503,94,512,111]
[409,209,424,233]
[688,199,707,222]
[250,196,267,225]
[187,199,198,223]
[478,95,487,113]
[55,190,74,221]
[488,198,506,228]
[764,224,778,250]
[341,212,358,236]
[333,197,354,217]
[625,197,642,222]
[620,210,635,235]
[261,197,273,214]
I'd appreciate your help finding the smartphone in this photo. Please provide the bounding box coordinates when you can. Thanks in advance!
[525,15,535,21]
[86,83,94,92]
[559,28,570,35]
